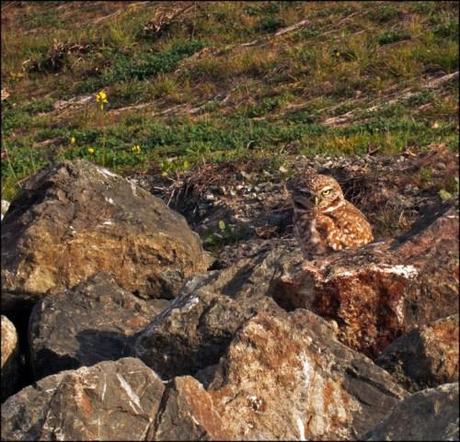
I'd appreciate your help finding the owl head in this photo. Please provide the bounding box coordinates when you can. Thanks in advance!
[289,173,344,213]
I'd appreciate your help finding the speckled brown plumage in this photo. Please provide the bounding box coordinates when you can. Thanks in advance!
[288,172,373,259]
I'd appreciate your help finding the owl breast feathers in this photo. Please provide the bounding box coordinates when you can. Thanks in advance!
[288,172,373,258]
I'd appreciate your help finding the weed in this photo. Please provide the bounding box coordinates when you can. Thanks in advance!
[367,5,404,23]
[419,166,433,185]
[377,30,411,46]
[203,219,248,250]
[255,16,285,33]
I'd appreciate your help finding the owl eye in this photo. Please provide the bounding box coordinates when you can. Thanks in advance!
[322,189,332,196]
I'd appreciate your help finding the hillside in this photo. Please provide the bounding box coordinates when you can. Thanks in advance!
[1,1,458,203]
[1,3,459,439]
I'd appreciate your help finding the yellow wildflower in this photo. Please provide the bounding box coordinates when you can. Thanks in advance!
[96,90,108,110]
[70,136,76,144]
[131,144,141,154]
[87,147,95,155]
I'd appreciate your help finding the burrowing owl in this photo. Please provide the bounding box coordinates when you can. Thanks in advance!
[288,173,373,259]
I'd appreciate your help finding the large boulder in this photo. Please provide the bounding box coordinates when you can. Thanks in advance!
[135,257,282,379]
[1,160,210,312]
[364,382,459,441]
[1,358,165,441]
[1,315,20,402]
[272,202,459,358]
[28,272,170,381]
[376,314,459,392]
[204,309,407,440]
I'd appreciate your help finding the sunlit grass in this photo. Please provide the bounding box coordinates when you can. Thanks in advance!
[1,0,458,200]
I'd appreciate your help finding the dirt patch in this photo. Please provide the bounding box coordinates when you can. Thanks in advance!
[128,144,458,267]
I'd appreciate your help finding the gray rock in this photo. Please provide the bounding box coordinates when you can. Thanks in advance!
[29,272,170,381]
[135,261,281,379]
[377,314,459,392]
[1,160,210,312]
[1,357,165,441]
[1,315,20,401]
[363,382,459,441]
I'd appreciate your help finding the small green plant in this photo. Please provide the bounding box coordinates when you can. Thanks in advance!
[242,96,283,118]
[419,166,433,186]
[438,189,452,201]
[377,30,411,46]
[368,5,403,23]
[255,16,285,33]
[440,176,460,200]
[433,20,459,40]
[203,219,247,250]
[106,40,205,83]
[159,158,191,177]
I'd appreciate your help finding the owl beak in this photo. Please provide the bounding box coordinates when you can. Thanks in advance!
[315,196,319,206]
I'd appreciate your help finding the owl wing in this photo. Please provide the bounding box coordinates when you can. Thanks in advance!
[330,202,374,247]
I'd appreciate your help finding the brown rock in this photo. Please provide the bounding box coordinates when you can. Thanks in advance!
[152,376,231,441]
[1,358,165,441]
[377,315,459,391]
[272,203,459,358]
[29,272,170,381]
[1,160,209,312]
[364,382,459,441]
[1,315,20,402]
[205,309,407,440]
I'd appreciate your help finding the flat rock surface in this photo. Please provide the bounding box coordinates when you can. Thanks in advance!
[28,272,170,381]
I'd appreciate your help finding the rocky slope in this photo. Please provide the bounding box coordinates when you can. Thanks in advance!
[1,154,458,441]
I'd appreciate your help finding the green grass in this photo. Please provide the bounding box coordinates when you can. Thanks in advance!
[76,39,206,94]
[1,1,458,200]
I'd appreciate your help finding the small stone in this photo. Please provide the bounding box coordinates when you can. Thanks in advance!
[1,200,10,221]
